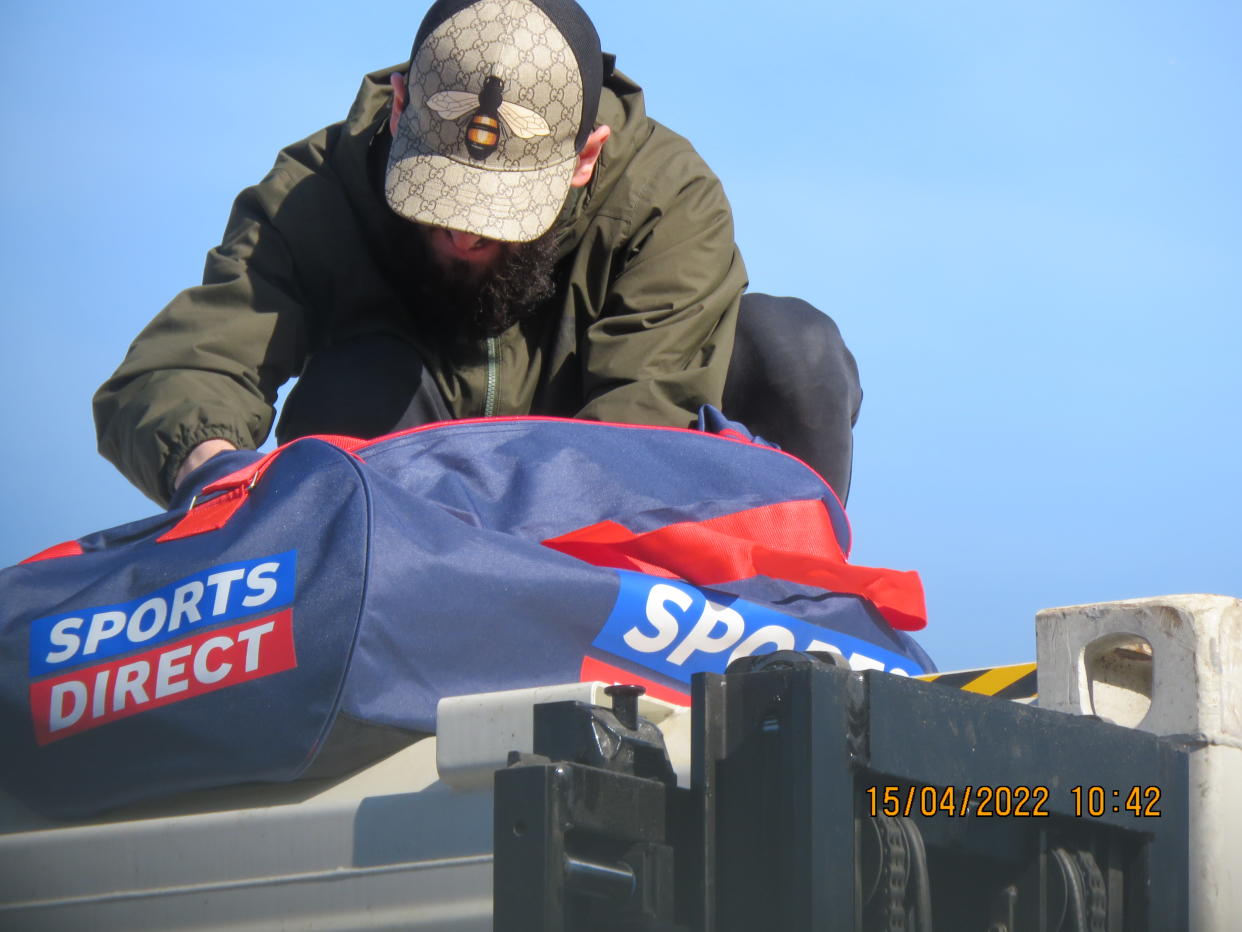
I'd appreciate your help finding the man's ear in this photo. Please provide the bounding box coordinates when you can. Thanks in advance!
[389,72,408,137]
[570,125,611,188]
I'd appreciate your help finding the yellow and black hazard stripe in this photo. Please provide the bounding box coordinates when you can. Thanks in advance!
[917,662,1037,700]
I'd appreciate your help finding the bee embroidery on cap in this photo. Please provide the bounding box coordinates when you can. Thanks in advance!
[427,75,551,160]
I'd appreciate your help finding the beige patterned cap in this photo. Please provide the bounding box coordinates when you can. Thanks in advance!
[386,0,602,243]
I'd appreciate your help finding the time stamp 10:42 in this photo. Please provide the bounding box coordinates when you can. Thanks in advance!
[864,784,1163,819]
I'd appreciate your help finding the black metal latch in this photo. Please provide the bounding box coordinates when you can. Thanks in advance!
[494,685,686,932]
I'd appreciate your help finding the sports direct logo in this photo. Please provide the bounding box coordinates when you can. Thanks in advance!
[26,553,297,745]
[590,571,925,693]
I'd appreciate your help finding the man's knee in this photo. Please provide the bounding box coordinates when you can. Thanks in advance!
[731,293,862,423]
[723,293,862,501]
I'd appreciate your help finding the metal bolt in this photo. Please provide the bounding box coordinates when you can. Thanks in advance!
[604,684,645,730]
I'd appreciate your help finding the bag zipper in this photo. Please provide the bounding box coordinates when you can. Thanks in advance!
[484,336,499,417]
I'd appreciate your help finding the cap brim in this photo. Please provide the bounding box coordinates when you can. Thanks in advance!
[385,128,576,244]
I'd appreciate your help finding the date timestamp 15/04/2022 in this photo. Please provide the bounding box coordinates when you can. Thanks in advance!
[864,784,1163,819]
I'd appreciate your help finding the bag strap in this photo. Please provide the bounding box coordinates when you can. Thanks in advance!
[542,499,926,632]
[20,539,86,564]
[157,436,369,543]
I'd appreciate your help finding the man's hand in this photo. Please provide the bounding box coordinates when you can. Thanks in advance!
[174,439,238,490]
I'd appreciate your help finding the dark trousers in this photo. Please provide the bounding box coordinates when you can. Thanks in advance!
[277,293,862,501]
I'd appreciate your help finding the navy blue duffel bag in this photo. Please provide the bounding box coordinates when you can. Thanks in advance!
[1,412,932,817]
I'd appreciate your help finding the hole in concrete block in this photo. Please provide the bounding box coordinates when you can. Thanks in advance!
[1083,634,1153,728]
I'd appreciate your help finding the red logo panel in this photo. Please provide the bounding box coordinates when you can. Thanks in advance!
[30,609,297,745]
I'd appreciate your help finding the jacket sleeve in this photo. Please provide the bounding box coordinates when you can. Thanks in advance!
[574,131,747,430]
[92,137,328,506]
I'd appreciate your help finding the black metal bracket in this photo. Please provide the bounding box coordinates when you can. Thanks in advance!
[493,659,1189,931]
[493,689,688,931]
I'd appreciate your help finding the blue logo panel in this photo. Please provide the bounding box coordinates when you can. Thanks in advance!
[592,570,925,683]
[29,552,297,676]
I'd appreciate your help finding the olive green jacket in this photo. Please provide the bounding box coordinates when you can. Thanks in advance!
[94,64,747,505]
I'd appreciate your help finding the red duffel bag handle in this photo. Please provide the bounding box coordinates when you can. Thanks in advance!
[542,499,926,632]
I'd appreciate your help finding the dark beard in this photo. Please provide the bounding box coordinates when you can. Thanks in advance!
[414,228,560,341]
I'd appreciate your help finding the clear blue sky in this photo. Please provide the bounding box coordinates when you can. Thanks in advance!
[2,0,1238,671]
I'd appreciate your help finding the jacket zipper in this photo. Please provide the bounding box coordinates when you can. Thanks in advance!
[484,337,498,417]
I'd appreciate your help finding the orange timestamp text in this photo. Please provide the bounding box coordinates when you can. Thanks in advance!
[864,783,1164,819]
[1070,785,1161,818]
[865,783,1050,818]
